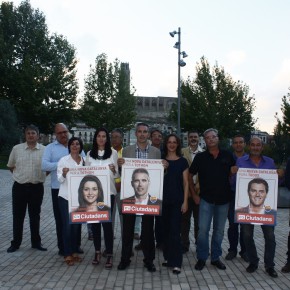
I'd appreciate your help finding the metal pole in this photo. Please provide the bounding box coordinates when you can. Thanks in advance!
[177,27,181,137]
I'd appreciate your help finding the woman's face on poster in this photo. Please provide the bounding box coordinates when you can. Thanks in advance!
[83,181,98,205]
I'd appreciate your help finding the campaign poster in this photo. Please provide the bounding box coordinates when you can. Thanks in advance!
[121,158,164,215]
[235,168,278,226]
[67,166,111,223]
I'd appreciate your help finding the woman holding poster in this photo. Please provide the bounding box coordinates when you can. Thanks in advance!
[86,127,119,269]
[57,137,84,266]
[162,134,189,274]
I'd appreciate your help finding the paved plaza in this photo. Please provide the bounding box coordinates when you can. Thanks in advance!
[1,169,290,289]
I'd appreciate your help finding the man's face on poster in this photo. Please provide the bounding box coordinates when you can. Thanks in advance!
[131,172,150,198]
[248,182,267,208]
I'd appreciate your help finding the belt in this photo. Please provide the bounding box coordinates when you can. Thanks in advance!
[16,181,43,186]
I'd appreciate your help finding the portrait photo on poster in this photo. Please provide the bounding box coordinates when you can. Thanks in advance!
[67,166,111,223]
[120,158,164,215]
[235,168,278,225]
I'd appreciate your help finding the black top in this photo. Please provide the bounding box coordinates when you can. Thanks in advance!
[189,149,235,205]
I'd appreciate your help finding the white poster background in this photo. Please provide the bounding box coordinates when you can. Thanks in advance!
[67,166,111,223]
[120,158,164,215]
[235,168,278,225]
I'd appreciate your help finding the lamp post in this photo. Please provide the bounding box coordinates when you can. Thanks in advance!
[169,27,188,137]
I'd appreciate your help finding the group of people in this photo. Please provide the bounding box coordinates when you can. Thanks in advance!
[6,122,290,278]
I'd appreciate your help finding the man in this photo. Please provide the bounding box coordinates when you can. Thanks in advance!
[236,178,276,215]
[225,135,248,261]
[235,136,281,278]
[41,123,83,255]
[117,122,161,272]
[181,130,203,253]
[189,128,235,271]
[282,158,290,273]
[7,124,47,253]
[122,168,162,205]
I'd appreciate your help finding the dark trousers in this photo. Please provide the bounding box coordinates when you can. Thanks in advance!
[162,202,183,268]
[11,182,44,248]
[154,215,164,245]
[51,189,82,252]
[242,224,276,268]
[227,197,246,254]
[181,197,199,249]
[121,214,155,264]
[58,197,80,256]
[92,195,115,254]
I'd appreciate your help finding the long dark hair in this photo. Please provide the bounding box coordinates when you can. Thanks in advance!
[163,134,182,157]
[89,127,112,160]
[78,175,104,207]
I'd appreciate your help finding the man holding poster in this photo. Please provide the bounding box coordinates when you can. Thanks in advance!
[234,136,282,278]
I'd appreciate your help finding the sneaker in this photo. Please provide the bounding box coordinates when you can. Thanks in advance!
[225,251,237,260]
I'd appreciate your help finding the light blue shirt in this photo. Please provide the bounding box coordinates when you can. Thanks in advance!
[41,140,85,189]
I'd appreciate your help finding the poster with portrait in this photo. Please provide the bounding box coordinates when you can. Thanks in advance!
[67,166,111,223]
[120,158,164,215]
[235,168,278,226]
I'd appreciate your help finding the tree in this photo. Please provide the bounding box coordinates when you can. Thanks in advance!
[272,91,290,165]
[0,1,78,133]
[79,53,136,131]
[0,99,20,153]
[169,57,256,139]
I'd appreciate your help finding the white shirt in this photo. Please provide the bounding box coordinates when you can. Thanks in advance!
[57,154,84,200]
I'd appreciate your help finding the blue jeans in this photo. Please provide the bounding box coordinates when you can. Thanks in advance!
[241,224,276,268]
[197,198,229,261]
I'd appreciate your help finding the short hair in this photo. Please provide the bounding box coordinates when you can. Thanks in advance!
[187,130,199,137]
[203,128,218,137]
[247,178,269,194]
[232,134,245,142]
[163,134,182,157]
[111,128,124,138]
[68,137,83,154]
[136,122,149,131]
[249,136,263,145]
[150,128,162,138]
[131,168,150,181]
[78,175,104,207]
[25,124,39,135]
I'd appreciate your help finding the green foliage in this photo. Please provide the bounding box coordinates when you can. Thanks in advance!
[169,56,256,138]
[0,0,78,133]
[0,99,21,153]
[79,54,136,131]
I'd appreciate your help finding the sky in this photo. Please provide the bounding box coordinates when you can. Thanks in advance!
[7,0,290,134]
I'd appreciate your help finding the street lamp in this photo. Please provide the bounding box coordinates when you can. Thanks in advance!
[169,27,188,137]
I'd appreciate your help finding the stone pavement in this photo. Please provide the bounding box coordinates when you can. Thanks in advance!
[1,169,290,290]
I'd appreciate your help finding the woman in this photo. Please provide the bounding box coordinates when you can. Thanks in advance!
[77,175,110,212]
[86,127,119,269]
[57,137,84,266]
[162,134,188,274]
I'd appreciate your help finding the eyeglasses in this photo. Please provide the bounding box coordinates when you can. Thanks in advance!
[205,135,217,140]
[56,131,68,135]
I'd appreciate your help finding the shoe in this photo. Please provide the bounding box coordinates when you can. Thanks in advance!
[225,251,237,260]
[134,233,140,240]
[195,260,206,271]
[64,255,74,266]
[92,251,101,265]
[32,245,47,251]
[282,263,290,273]
[266,267,278,278]
[162,261,169,267]
[173,267,181,274]
[135,242,142,251]
[76,246,84,254]
[240,252,249,263]
[211,259,226,270]
[246,263,258,273]
[72,253,82,262]
[102,249,107,257]
[117,261,130,270]
[144,262,156,272]
[105,255,113,269]
[7,245,19,253]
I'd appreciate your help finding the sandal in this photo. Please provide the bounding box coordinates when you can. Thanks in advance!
[64,255,74,266]
[92,251,101,265]
[105,255,113,269]
[72,253,83,262]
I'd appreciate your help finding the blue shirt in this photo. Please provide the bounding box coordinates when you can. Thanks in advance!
[236,154,276,170]
[41,140,85,189]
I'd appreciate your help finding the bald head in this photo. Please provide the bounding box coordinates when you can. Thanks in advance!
[55,123,69,145]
